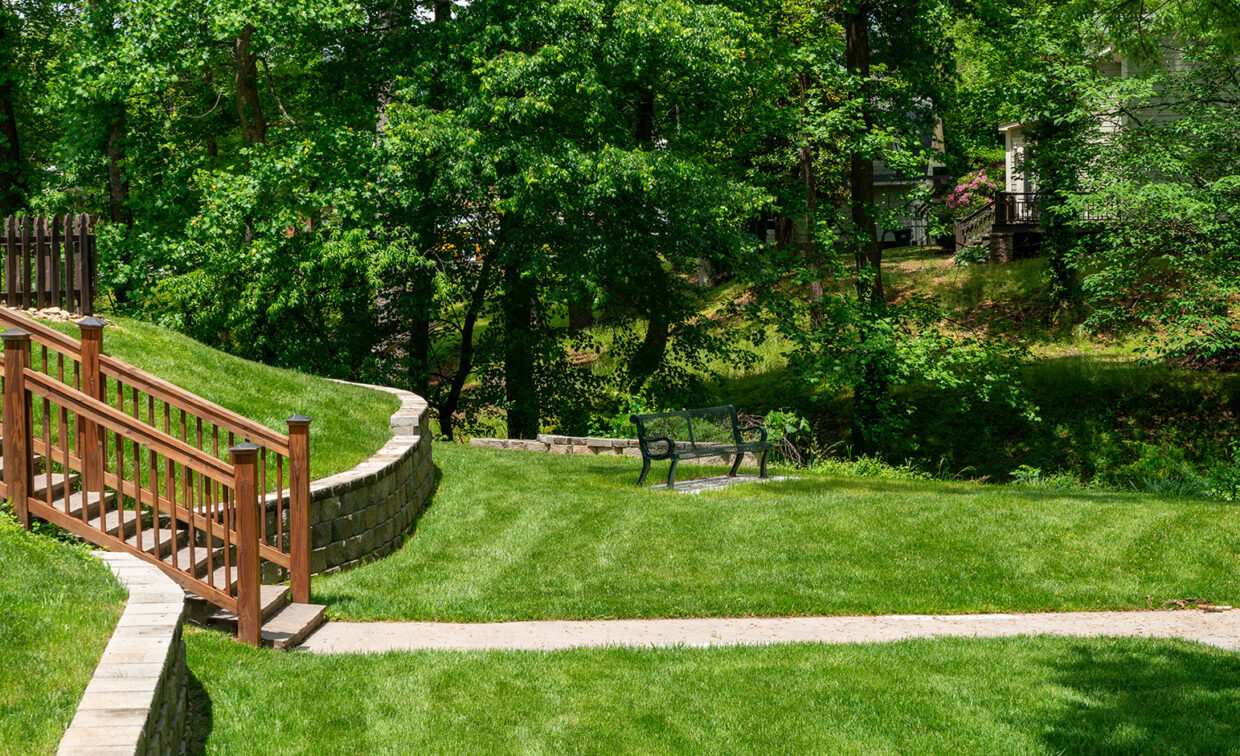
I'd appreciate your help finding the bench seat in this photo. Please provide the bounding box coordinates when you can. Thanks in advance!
[629,405,770,488]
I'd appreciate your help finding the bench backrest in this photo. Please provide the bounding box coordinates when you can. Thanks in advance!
[630,405,741,450]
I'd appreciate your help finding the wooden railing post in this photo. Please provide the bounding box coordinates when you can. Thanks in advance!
[77,317,105,493]
[3,329,31,528]
[286,415,312,604]
[231,442,262,645]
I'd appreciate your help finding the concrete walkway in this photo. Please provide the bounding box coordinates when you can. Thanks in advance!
[299,609,1240,654]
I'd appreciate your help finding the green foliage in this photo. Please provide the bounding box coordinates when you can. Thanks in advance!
[953,245,991,267]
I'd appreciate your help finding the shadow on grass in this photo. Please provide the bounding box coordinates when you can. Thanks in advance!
[1040,641,1240,754]
[184,665,212,756]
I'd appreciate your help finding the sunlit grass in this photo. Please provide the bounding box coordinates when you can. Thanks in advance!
[314,444,1240,622]
[27,313,400,481]
[0,514,124,755]
[186,628,1240,755]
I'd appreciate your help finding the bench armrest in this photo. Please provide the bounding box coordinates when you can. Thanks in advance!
[641,436,676,456]
[737,425,768,445]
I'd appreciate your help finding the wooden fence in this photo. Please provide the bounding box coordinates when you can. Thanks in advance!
[2,215,97,315]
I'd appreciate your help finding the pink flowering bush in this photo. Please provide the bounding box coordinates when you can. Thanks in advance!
[946,169,999,214]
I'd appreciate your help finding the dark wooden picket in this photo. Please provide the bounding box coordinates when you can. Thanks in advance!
[2,214,96,314]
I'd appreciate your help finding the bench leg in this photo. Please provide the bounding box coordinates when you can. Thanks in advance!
[728,453,742,477]
[759,449,769,478]
[666,458,678,489]
[637,458,651,487]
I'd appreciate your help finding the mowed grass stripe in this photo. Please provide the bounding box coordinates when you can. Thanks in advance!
[314,445,1240,622]
[187,629,1240,755]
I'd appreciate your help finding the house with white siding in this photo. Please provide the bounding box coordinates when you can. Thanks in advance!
[962,46,1196,260]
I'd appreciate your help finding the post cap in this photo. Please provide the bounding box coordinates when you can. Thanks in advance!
[1,328,30,341]
[286,414,313,426]
[76,316,106,329]
[229,442,261,455]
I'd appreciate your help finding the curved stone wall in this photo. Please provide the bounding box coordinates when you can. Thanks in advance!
[265,383,433,576]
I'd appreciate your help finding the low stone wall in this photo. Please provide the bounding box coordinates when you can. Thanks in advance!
[59,552,189,756]
[470,434,759,467]
[265,383,434,576]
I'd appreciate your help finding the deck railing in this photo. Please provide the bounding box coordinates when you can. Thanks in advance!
[995,192,1040,226]
[0,309,312,644]
[954,199,996,251]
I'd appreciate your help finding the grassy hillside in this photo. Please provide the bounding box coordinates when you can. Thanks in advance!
[689,249,1238,484]
[0,514,125,755]
[29,314,400,481]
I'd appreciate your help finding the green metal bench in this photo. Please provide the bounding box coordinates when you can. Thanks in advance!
[629,405,770,489]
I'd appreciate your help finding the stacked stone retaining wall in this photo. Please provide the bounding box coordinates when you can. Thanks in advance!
[469,434,758,467]
[264,383,434,576]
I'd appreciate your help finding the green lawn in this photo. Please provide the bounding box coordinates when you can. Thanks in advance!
[0,515,125,755]
[186,627,1240,755]
[313,445,1240,622]
[33,313,400,481]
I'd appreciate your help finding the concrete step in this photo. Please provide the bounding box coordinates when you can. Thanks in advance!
[127,522,187,560]
[59,489,116,521]
[263,603,327,650]
[203,584,290,629]
[166,542,223,577]
[29,471,76,503]
[0,451,46,475]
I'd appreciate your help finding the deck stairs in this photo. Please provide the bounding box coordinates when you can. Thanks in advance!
[0,309,324,646]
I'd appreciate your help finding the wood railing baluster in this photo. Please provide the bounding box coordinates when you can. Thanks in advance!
[259,447,267,544]
[41,389,51,507]
[276,453,284,551]
[0,306,307,643]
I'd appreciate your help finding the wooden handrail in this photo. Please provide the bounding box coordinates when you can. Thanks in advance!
[24,368,235,484]
[3,309,312,638]
[0,307,82,355]
[958,198,997,227]
[0,306,291,454]
[99,355,291,453]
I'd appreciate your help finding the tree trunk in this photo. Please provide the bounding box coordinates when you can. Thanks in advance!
[796,73,824,326]
[846,7,882,310]
[88,2,131,226]
[697,258,713,289]
[846,3,888,454]
[405,270,432,396]
[625,86,672,391]
[438,255,492,440]
[233,25,266,144]
[628,308,669,393]
[502,214,540,439]
[568,300,594,332]
[105,107,132,225]
[0,20,24,215]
